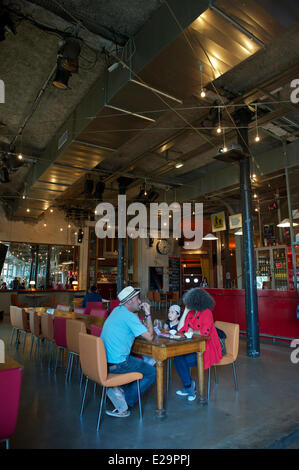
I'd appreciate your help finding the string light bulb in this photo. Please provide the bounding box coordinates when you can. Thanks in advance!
[255,104,261,143]
[199,61,206,99]
[216,106,222,134]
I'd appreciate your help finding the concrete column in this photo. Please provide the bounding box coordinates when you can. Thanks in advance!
[216,237,223,288]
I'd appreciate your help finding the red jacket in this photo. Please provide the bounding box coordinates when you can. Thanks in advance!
[179,309,222,369]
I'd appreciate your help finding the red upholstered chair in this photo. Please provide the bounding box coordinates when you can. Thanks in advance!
[108,299,120,314]
[90,324,103,337]
[0,368,22,449]
[90,308,108,319]
[85,302,103,314]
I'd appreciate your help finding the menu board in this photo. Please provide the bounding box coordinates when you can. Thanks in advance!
[168,256,181,293]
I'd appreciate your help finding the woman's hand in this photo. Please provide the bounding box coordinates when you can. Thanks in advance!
[178,307,190,331]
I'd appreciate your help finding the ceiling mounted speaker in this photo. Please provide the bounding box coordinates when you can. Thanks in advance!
[0,167,10,183]
[59,38,81,72]
[147,190,159,202]
[52,65,71,90]
[84,178,94,195]
[94,181,106,201]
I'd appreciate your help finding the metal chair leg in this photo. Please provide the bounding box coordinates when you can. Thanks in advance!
[80,376,89,417]
[96,386,106,432]
[65,353,71,383]
[214,365,218,384]
[9,326,16,345]
[137,379,142,421]
[68,354,74,382]
[22,331,27,355]
[29,334,34,359]
[54,346,61,375]
[208,367,211,401]
[232,362,238,391]
[6,438,9,450]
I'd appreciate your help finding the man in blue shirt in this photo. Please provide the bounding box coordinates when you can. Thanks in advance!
[81,285,102,308]
[101,285,156,418]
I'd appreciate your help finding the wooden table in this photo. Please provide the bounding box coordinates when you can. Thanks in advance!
[0,356,23,371]
[132,334,208,417]
[24,308,105,332]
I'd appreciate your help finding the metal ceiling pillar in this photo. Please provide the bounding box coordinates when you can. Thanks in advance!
[45,245,51,289]
[235,108,260,358]
[116,177,132,294]
[283,139,297,291]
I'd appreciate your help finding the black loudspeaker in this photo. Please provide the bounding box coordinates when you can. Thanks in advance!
[83,178,94,195]
[148,238,154,247]
[0,243,8,275]
[178,237,185,246]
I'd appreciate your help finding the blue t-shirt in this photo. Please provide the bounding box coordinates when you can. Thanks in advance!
[101,305,147,364]
[81,292,102,308]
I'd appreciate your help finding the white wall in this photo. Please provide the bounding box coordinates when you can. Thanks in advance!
[138,238,180,294]
[0,207,78,245]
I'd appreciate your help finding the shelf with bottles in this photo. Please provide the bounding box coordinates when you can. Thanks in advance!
[97,267,117,284]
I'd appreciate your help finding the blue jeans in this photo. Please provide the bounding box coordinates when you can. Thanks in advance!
[108,355,156,407]
[173,353,197,388]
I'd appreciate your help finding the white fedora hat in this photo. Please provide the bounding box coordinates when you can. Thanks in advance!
[117,286,141,304]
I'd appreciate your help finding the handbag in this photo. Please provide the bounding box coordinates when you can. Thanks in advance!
[216,327,227,355]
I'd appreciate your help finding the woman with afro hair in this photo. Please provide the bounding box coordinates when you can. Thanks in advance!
[174,288,222,401]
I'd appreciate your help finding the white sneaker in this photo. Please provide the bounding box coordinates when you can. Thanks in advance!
[107,387,128,412]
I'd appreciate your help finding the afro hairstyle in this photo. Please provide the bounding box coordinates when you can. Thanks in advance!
[183,288,215,312]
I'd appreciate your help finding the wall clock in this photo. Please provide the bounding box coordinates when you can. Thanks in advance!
[156,239,170,255]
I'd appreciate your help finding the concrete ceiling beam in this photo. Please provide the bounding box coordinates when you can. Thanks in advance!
[10,0,211,216]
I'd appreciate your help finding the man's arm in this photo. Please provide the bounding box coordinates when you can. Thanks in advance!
[140,302,154,341]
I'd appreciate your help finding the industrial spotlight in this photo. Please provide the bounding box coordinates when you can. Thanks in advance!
[0,6,16,42]
[52,62,71,90]
[58,38,81,72]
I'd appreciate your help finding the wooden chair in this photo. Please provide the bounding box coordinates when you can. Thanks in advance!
[208,321,240,400]
[78,333,143,432]
[40,313,56,367]
[154,291,168,311]
[147,291,155,308]
[11,294,28,308]
[9,306,29,353]
[28,310,42,360]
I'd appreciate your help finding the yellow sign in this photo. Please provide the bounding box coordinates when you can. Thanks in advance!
[211,211,226,232]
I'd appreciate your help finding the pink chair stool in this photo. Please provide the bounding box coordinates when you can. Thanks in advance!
[0,368,22,449]
[53,317,68,375]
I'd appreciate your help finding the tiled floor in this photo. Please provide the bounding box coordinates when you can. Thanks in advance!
[1,315,299,449]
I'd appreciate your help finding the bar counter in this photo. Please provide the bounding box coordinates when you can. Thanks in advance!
[206,288,299,340]
[0,289,85,314]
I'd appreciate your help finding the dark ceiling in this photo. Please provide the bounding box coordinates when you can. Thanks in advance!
[0,0,299,223]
